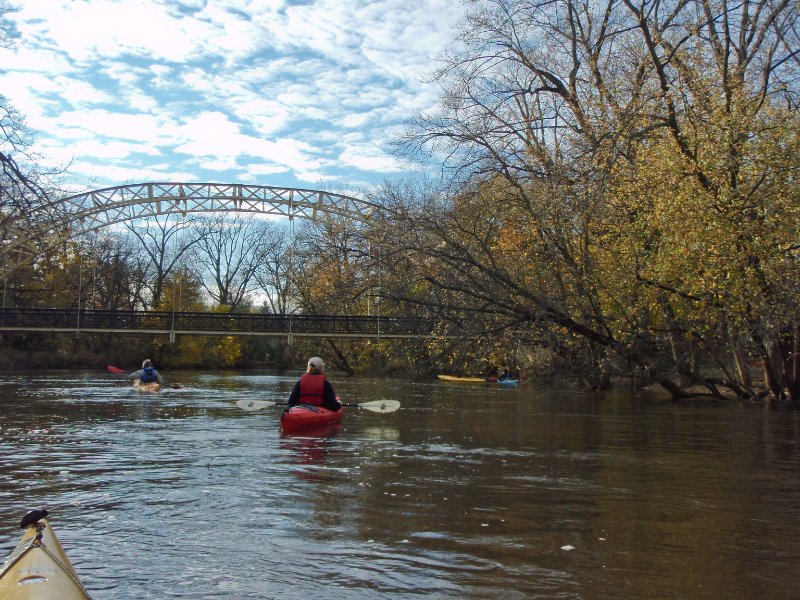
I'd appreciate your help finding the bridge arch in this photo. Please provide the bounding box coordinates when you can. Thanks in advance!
[2,182,386,278]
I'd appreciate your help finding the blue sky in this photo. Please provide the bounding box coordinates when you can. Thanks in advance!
[0,1,465,195]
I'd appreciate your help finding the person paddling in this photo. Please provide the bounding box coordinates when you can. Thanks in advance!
[128,359,165,386]
[287,357,341,411]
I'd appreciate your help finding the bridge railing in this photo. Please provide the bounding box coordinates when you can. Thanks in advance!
[0,308,433,337]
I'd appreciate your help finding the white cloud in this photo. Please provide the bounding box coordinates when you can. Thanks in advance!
[341,113,371,129]
[194,3,266,63]
[67,161,197,184]
[39,138,160,163]
[48,110,176,144]
[234,99,291,136]
[54,77,114,107]
[16,1,214,64]
[172,111,328,176]
[125,90,161,113]
[240,163,289,177]
[0,72,60,123]
[339,145,403,173]
[0,46,72,77]
[195,156,240,173]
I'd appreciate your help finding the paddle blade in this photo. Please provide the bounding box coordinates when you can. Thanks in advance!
[355,400,401,413]
[236,399,276,411]
[106,365,125,374]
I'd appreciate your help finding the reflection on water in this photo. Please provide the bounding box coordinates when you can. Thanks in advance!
[1,371,800,599]
[280,423,343,469]
[359,426,401,441]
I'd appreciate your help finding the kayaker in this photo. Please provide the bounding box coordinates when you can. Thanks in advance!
[128,359,165,385]
[287,356,341,411]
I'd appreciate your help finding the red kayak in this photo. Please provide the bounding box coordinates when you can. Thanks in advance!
[280,404,345,434]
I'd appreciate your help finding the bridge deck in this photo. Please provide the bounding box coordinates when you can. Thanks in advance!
[0,308,433,339]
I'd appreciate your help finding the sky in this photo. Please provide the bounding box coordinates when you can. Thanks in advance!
[0,0,466,196]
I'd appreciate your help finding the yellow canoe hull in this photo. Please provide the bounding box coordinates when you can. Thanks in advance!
[436,374,487,383]
[0,519,90,600]
[134,380,161,392]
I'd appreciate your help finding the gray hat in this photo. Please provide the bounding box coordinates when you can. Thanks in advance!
[142,359,152,368]
[307,357,325,370]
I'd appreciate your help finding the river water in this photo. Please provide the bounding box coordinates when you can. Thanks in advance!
[0,371,799,599]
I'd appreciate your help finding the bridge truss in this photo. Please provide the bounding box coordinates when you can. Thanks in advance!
[1,182,384,278]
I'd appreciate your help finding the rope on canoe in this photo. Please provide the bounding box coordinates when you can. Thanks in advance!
[0,534,34,580]
[37,540,93,599]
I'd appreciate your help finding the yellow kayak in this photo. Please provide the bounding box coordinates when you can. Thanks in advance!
[134,380,161,392]
[0,510,90,599]
[436,374,487,383]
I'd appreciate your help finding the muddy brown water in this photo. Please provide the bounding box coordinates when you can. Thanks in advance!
[1,371,799,599]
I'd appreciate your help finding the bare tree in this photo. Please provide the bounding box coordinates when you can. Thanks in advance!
[91,234,147,311]
[0,4,70,279]
[252,223,298,314]
[190,214,275,311]
[124,215,205,309]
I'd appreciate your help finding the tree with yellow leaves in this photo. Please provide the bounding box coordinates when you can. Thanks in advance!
[394,0,800,399]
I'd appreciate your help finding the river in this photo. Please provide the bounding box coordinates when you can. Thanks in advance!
[1,371,799,599]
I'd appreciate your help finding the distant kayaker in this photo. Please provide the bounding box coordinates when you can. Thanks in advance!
[287,356,341,411]
[128,359,165,385]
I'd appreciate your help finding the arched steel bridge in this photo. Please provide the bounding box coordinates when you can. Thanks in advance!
[1,182,386,278]
[0,183,417,339]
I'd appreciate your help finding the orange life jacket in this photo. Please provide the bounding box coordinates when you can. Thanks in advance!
[299,373,325,406]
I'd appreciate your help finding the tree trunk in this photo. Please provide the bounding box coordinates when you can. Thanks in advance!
[762,339,785,401]
[657,377,695,399]
[326,338,355,375]
[658,294,692,386]
[732,346,753,394]
[786,326,800,401]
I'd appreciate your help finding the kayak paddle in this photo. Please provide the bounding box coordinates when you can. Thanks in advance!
[236,399,400,413]
[236,399,275,411]
[342,400,401,413]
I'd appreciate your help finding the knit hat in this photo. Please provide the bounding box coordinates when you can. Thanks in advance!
[307,357,325,370]
[142,359,152,368]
